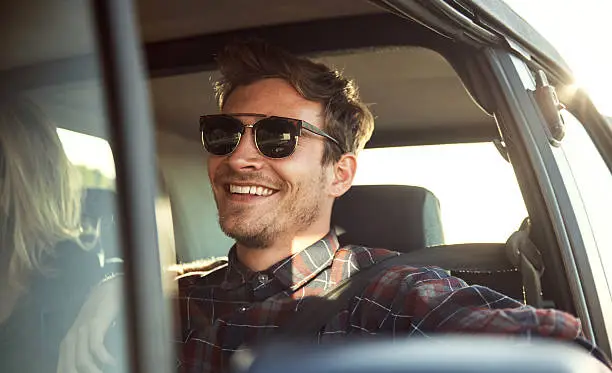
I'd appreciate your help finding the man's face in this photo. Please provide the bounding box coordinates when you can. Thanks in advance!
[207,78,334,249]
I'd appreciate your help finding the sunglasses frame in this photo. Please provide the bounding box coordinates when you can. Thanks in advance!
[199,113,345,158]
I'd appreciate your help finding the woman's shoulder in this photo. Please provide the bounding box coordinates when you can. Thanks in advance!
[33,240,106,304]
[0,241,107,372]
[50,239,103,273]
[42,241,104,293]
[33,240,107,337]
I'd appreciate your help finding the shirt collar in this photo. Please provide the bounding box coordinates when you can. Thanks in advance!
[222,231,340,293]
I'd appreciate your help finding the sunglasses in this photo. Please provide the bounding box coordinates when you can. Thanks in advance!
[199,113,344,159]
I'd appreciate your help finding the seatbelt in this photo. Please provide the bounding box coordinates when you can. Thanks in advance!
[282,254,413,338]
[505,228,545,308]
[282,243,515,339]
[282,238,545,338]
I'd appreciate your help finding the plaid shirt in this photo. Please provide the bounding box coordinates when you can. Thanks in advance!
[176,231,608,372]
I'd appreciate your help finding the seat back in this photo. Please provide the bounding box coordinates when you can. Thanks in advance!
[82,188,120,259]
[332,185,444,253]
[331,185,542,305]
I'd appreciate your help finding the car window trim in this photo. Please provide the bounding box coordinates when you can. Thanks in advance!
[92,0,174,372]
[485,49,611,355]
[481,48,593,338]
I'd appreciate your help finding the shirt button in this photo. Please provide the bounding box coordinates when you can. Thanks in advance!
[238,305,249,313]
[256,273,268,285]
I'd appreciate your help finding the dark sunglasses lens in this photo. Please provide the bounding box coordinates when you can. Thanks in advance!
[201,116,243,155]
[255,118,298,158]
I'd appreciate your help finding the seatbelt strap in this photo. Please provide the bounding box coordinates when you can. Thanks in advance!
[178,241,542,340]
[506,229,545,307]
[281,244,515,338]
[281,253,416,338]
[282,237,546,338]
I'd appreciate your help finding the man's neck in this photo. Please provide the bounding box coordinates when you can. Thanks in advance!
[236,231,330,272]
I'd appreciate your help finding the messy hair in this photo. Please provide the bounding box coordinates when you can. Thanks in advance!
[0,98,83,290]
[214,39,375,164]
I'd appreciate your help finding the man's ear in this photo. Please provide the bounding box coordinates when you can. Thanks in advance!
[329,153,357,198]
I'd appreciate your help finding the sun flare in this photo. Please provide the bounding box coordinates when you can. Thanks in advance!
[505,0,612,116]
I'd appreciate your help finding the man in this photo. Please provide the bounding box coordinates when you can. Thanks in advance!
[178,40,607,371]
[59,40,610,372]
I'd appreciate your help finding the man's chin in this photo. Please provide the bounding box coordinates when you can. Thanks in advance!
[219,221,272,249]
[225,231,270,250]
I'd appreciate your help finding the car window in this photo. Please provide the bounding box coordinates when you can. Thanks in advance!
[57,128,116,190]
[1,2,130,372]
[553,110,612,293]
[353,142,528,244]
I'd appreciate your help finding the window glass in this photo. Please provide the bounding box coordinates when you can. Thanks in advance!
[555,110,612,292]
[353,142,528,243]
[1,2,129,372]
[58,128,116,190]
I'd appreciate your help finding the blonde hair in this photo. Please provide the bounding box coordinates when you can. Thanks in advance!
[0,98,83,290]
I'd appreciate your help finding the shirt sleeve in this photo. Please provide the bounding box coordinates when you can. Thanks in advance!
[174,271,231,372]
[359,265,612,368]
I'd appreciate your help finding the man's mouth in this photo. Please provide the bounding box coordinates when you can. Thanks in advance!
[228,184,277,196]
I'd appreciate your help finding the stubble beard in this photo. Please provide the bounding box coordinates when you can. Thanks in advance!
[217,171,326,250]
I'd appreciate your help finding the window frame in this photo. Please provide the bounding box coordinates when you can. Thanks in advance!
[481,47,612,355]
[552,106,612,353]
[7,0,609,369]
[479,49,590,341]
[91,0,174,372]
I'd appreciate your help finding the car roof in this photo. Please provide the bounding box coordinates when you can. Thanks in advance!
[462,0,571,74]
[1,0,568,147]
[0,0,382,70]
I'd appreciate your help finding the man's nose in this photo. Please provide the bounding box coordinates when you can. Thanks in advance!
[227,127,264,171]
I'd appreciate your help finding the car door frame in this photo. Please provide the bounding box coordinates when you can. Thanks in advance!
[91,0,174,372]
[474,46,612,356]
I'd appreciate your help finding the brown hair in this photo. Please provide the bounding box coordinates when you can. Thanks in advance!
[214,39,375,164]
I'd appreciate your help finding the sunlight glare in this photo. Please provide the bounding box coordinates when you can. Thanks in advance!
[504,0,612,116]
[57,128,116,179]
[354,143,528,244]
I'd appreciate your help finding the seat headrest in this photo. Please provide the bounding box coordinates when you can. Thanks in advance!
[83,188,116,220]
[331,185,444,253]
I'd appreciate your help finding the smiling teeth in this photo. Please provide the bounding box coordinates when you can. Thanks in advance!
[229,184,275,196]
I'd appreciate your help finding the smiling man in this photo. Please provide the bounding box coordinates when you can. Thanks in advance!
[59,40,610,373]
[204,79,359,272]
[176,40,609,372]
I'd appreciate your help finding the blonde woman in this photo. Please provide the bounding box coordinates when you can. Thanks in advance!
[0,98,112,372]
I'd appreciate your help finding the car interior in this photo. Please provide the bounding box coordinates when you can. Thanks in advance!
[2,0,567,304]
[4,1,602,370]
